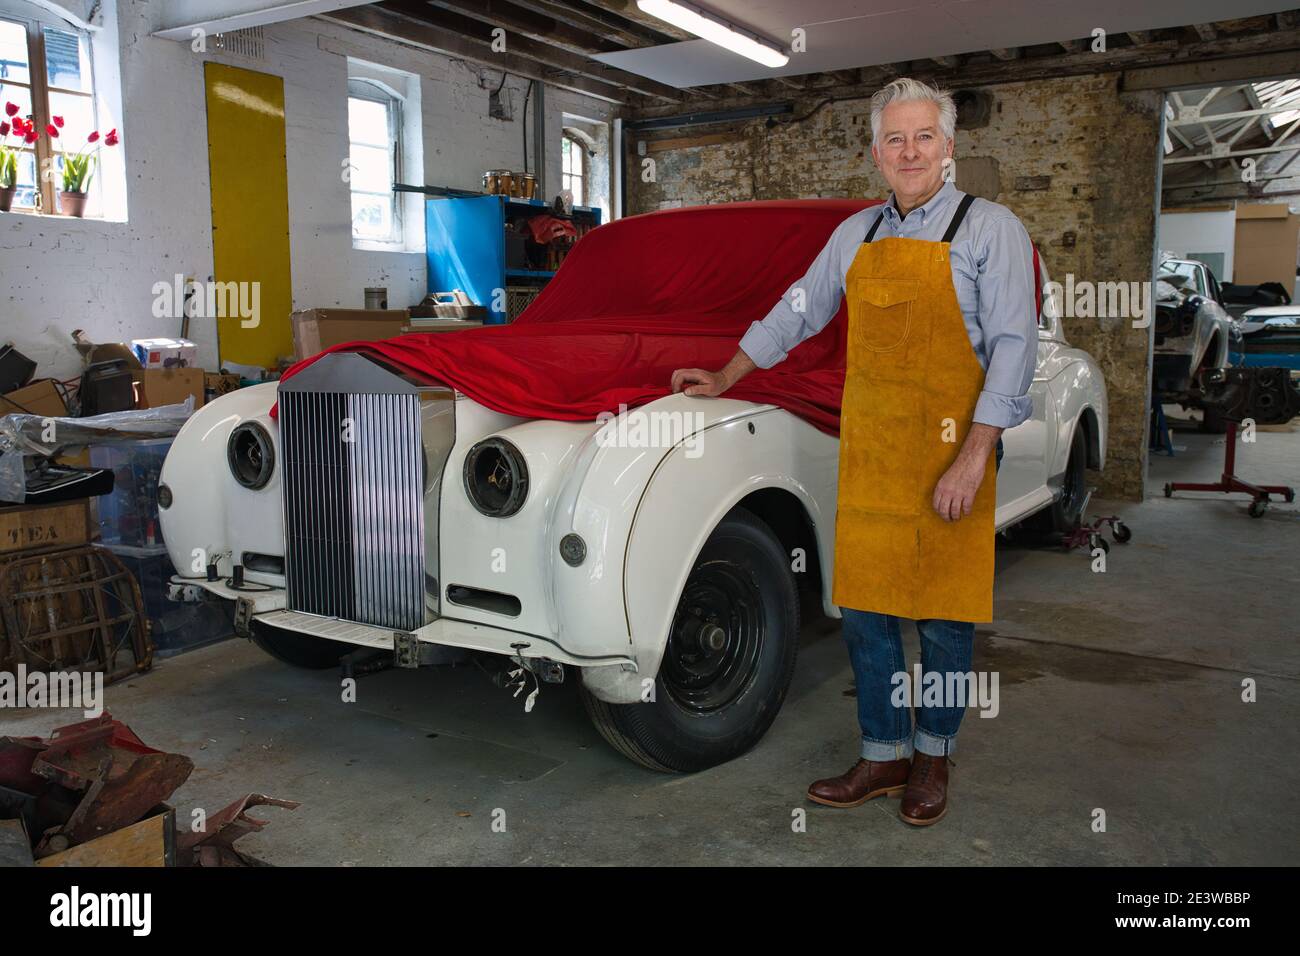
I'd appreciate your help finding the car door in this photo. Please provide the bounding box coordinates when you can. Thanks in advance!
[995,252,1059,521]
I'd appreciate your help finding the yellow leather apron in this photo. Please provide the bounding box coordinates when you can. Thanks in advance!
[830,193,996,623]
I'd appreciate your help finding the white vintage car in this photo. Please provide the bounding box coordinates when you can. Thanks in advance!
[158,202,1107,772]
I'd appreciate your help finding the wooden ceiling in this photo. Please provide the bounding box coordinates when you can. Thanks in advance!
[318,3,1300,111]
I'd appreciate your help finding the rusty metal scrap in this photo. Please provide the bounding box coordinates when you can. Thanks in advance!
[177,794,301,867]
[0,714,296,865]
[28,714,193,855]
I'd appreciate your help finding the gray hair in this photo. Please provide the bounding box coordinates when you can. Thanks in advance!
[870,78,957,143]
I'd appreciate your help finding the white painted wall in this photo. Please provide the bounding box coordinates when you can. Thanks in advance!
[0,0,615,378]
[1157,208,1236,282]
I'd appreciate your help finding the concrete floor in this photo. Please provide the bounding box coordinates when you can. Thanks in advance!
[3,411,1297,865]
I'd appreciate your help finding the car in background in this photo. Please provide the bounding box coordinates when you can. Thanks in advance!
[1233,307,1300,376]
[1155,256,1241,431]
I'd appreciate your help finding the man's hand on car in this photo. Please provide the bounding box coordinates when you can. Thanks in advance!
[671,349,758,397]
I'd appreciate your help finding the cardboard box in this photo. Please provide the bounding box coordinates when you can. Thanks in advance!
[134,368,205,410]
[131,337,198,369]
[0,379,68,418]
[204,372,242,402]
[0,500,91,555]
[402,319,485,333]
[1234,202,1300,298]
[291,308,410,360]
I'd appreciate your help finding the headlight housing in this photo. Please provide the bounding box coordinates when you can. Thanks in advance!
[463,437,528,517]
[227,422,275,490]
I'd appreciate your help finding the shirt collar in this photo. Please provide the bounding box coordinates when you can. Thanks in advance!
[883,180,959,224]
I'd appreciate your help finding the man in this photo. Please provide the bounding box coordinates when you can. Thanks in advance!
[670,78,1037,826]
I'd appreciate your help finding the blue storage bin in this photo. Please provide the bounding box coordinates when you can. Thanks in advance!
[108,546,233,657]
[89,438,172,551]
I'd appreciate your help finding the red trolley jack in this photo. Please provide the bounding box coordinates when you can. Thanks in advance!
[1163,421,1296,518]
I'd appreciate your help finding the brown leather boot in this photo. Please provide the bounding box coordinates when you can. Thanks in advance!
[807,758,911,808]
[899,753,950,826]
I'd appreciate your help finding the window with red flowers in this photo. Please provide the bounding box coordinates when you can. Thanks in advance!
[0,6,100,215]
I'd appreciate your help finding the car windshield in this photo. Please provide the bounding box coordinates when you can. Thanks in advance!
[1158,260,1207,296]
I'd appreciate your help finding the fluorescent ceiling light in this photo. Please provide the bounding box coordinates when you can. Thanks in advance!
[637,0,789,69]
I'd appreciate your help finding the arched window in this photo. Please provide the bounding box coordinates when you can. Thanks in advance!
[348,76,402,243]
[561,130,586,207]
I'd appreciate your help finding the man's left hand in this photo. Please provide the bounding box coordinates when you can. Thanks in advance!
[932,422,1003,522]
[932,456,987,522]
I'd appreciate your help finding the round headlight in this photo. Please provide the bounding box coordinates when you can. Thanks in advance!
[227,422,275,490]
[463,437,528,517]
[157,483,173,509]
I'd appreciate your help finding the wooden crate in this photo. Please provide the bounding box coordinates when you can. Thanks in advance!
[0,500,91,556]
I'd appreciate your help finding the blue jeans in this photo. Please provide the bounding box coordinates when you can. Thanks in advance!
[836,439,1001,760]
[840,611,974,759]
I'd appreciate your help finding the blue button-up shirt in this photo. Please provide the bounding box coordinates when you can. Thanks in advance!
[738,181,1038,429]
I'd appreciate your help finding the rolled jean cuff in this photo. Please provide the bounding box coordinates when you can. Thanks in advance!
[860,735,914,762]
[914,726,958,758]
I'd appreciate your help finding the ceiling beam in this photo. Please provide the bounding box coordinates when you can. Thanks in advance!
[375,0,686,101]
[506,0,675,46]
[680,25,1300,105]
[1123,45,1300,92]
[1169,102,1300,127]
[427,0,625,56]
[153,0,372,40]
[578,0,697,43]
[321,3,634,102]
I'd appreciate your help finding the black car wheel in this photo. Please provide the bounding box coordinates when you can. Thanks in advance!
[581,507,800,773]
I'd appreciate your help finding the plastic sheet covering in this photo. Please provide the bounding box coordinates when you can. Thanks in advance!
[0,399,193,503]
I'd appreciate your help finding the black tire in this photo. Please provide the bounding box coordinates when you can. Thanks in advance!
[1023,425,1088,536]
[580,507,800,773]
[250,621,352,669]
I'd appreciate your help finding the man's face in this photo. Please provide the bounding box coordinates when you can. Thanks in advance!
[871,99,954,209]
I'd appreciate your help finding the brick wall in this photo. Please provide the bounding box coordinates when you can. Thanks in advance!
[628,74,1164,500]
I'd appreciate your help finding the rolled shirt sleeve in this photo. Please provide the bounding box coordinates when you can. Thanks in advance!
[738,214,859,369]
[971,213,1038,429]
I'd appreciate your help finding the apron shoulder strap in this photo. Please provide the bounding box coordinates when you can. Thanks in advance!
[863,207,885,243]
[940,193,976,244]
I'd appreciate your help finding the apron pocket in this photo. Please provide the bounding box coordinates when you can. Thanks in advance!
[852,277,920,353]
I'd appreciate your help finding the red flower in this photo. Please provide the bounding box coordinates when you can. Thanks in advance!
[10,117,25,135]
[4,102,17,117]
[86,130,99,143]
[24,130,37,143]
[45,123,58,138]
[52,115,64,128]
[103,128,118,146]
[0,122,8,137]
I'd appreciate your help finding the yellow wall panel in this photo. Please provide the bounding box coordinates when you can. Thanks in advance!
[204,63,294,368]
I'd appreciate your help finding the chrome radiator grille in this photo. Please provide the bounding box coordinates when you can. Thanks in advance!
[280,389,427,631]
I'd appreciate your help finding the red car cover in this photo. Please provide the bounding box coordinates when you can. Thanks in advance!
[277,199,871,436]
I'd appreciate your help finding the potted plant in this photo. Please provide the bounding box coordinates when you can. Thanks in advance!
[0,102,40,212]
[48,117,118,217]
